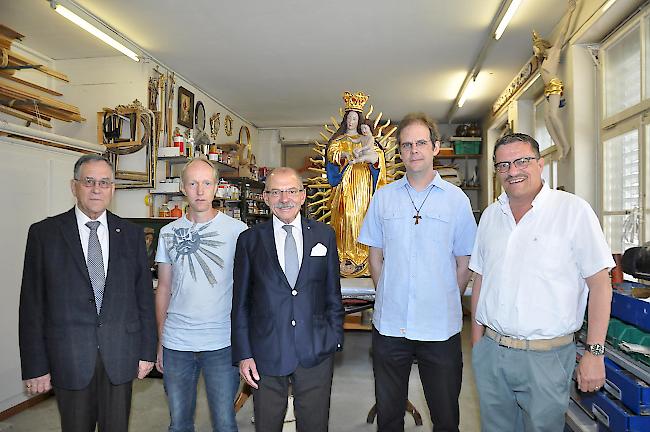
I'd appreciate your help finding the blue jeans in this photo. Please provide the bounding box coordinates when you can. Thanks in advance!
[163,346,239,432]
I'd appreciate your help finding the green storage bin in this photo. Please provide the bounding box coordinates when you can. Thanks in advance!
[607,318,627,345]
[453,140,480,155]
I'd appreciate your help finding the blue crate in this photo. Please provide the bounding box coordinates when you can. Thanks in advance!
[604,357,650,415]
[611,292,650,333]
[579,390,650,432]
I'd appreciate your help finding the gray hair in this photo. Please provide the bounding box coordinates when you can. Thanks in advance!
[493,133,541,161]
[73,154,115,180]
[265,167,302,191]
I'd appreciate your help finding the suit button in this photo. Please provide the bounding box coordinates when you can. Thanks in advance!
[291,320,296,326]
[97,322,102,328]
[291,290,297,296]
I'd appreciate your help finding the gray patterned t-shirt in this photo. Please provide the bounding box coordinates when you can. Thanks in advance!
[156,212,247,351]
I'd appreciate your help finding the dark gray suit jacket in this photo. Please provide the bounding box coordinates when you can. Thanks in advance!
[19,208,157,390]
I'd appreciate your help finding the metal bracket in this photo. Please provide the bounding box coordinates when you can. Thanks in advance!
[584,44,601,68]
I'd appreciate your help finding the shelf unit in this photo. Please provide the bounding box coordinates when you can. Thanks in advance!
[437,137,482,216]
[213,177,270,227]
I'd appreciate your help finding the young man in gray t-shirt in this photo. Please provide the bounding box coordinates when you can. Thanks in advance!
[156,158,247,432]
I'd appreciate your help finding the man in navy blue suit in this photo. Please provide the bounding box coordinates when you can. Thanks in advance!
[232,167,344,432]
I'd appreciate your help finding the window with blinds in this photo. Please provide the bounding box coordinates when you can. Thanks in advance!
[600,8,650,254]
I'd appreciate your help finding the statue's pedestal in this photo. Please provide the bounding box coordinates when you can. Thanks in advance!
[340,277,374,297]
[341,277,375,331]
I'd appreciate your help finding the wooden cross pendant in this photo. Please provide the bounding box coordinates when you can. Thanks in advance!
[413,212,422,225]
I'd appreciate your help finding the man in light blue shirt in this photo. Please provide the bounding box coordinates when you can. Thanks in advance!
[359,112,476,432]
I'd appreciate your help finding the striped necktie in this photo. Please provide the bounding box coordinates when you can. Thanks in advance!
[86,221,105,314]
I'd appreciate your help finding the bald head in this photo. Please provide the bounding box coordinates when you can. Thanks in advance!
[265,167,302,191]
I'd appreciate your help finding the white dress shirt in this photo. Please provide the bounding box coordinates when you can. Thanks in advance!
[272,214,303,273]
[469,184,615,340]
[75,206,109,277]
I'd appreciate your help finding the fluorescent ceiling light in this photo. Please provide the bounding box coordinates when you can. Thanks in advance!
[494,0,523,40]
[602,0,616,12]
[52,3,139,62]
[457,77,477,108]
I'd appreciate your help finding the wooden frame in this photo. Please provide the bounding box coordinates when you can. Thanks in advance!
[127,217,176,279]
[98,100,159,189]
[177,86,194,128]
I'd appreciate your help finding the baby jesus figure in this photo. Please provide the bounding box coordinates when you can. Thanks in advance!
[352,123,379,164]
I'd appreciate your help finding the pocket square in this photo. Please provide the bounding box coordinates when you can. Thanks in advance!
[310,243,327,256]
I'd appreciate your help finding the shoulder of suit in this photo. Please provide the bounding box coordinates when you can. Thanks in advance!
[302,217,332,233]
[106,211,138,231]
[34,208,73,228]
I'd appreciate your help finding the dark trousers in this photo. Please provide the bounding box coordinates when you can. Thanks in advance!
[253,355,334,432]
[372,327,462,432]
[55,352,133,432]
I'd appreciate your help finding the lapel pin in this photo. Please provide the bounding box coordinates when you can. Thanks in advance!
[116,228,121,233]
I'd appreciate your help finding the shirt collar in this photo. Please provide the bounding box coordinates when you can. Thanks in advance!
[497,181,550,211]
[400,171,445,192]
[272,214,302,233]
[75,206,108,229]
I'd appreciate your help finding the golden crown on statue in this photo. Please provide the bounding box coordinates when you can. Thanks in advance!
[343,91,369,112]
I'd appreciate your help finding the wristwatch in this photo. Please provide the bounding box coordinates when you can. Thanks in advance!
[587,343,605,356]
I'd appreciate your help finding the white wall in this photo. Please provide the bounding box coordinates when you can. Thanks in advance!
[0,138,80,413]
[47,56,260,217]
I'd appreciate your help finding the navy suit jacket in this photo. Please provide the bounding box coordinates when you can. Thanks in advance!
[19,208,157,390]
[231,216,344,376]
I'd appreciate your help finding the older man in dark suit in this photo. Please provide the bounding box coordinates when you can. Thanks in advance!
[19,154,157,432]
[232,167,344,432]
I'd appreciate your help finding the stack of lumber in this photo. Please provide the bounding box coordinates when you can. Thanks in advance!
[0,24,83,128]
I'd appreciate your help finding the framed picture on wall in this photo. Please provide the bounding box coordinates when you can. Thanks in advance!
[127,217,175,280]
[177,86,194,128]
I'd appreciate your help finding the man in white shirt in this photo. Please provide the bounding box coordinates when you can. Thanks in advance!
[470,133,614,432]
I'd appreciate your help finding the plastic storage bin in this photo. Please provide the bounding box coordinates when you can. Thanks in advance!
[453,140,480,155]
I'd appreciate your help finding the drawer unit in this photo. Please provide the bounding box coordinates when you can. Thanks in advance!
[604,357,650,415]
[579,390,650,432]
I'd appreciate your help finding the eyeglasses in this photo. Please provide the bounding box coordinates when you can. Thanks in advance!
[400,139,430,151]
[76,177,114,188]
[494,156,539,173]
[264,188,304,197]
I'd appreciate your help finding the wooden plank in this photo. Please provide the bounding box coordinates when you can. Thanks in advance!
[0,392,53,421]
[0,81,80,114]
[0,35,12,50]
[10,104,53,121]
[6,49,69,82]
[0,105,52,128]
[0,24,25,42]
[0,71,63,96]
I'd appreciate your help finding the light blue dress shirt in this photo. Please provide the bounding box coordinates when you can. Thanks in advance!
[358,174,477,341]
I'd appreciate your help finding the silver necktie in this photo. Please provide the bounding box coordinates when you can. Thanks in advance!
[283,225,299,288]
[86,221,105,314]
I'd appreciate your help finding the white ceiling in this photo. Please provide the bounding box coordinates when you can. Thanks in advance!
[2,0,569,127]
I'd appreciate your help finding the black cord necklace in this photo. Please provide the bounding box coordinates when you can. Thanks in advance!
[405,184,435,225]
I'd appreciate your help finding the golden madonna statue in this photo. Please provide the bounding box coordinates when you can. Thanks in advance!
[307,91,400,277]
